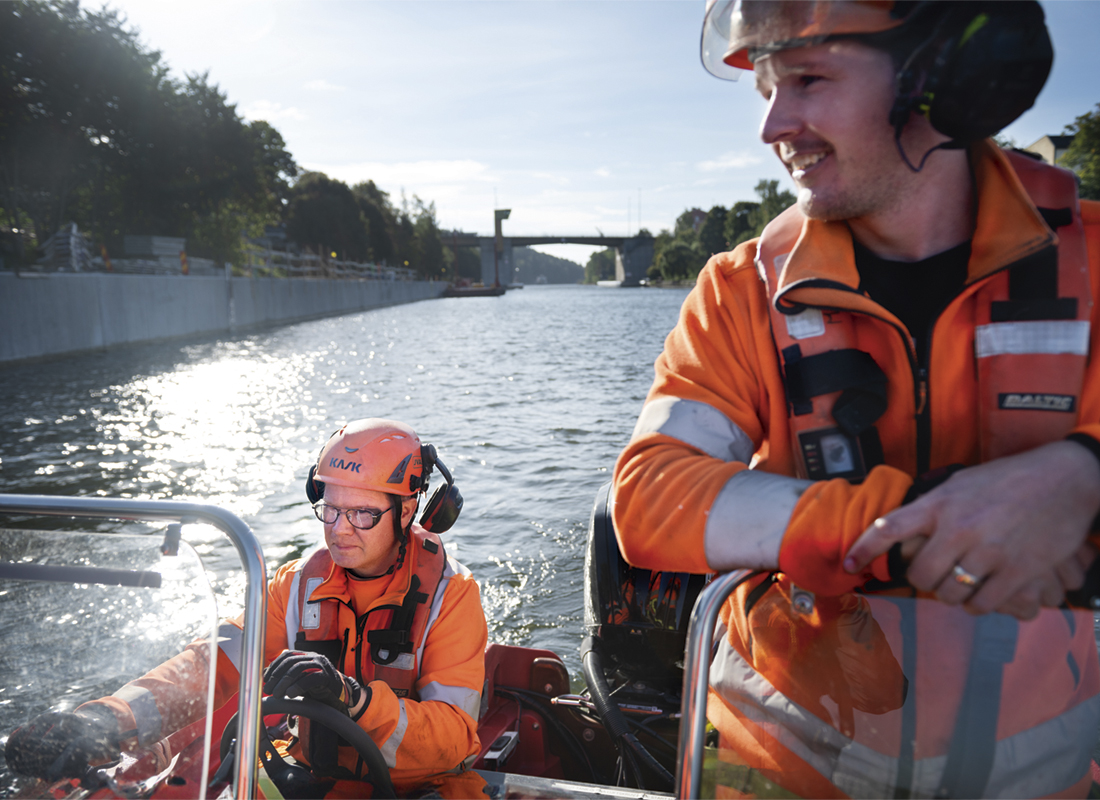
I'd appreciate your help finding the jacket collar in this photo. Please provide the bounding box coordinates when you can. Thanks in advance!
[773,139,1055,315]
[307,524,423,609]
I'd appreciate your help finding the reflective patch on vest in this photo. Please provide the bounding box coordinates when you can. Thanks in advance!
[975,321,1090,358]
[375,651,415,670]
[785,307,826,340]
[301,577,325,629]
[997,393,1076,413]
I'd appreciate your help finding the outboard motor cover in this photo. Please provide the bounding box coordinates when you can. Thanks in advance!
[584,481,709,689]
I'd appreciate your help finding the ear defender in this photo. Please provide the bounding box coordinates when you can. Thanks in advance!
[417,449,464,533]
[305,463,324,505]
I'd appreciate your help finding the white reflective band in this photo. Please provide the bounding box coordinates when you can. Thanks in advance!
[632,396,754,464]
[975,321,1090,358]
[380,698,408,768]
[785,307,826,340]
[419,681,482,720]
[217,622,244,673]
[301,577,325,629]
[709,623,1098,798]
[416,562,457,671]
[112,684,163,746]
[704,470,811,572]
[285,570,302,649]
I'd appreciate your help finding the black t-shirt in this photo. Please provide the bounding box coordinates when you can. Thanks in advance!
[853,238,970,365]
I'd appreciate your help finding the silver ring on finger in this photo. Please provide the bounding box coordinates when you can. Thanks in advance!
[952,563,983,588]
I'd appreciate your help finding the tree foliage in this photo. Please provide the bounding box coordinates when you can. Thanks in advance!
[1061,104,1100,201]
[649,180,797,283]
[286,172,370,262]
[0,1,298,265]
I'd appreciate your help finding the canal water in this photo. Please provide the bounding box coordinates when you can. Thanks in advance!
[0,284,691,691]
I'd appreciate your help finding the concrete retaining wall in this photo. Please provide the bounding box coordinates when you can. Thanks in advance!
[0,272,443,364]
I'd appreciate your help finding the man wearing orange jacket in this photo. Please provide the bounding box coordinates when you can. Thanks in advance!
[7,419,488,797]
[614,2,1100,797]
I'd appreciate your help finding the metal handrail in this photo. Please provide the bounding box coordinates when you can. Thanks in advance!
[676,568,752,799]
[0,494,267,800]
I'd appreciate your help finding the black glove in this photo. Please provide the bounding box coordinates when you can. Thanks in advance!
[263,651,370,721]
[5,710,120,781]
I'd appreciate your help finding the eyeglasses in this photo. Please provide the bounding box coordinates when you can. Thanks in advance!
[312,501,392,530]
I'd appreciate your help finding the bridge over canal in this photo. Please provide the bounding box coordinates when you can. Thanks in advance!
[445,232,654,287]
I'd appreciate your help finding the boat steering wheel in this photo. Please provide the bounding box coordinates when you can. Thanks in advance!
[219,696,395,799]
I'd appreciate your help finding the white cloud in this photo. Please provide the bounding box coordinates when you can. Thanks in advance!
[305,79,345,92]
[240,100,306,122]
[696,151,763,172]
[306,159,495,189]
[594,167,611,178]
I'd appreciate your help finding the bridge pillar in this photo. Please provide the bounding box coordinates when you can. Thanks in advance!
[617,236,653,286]
[479,237,515,286]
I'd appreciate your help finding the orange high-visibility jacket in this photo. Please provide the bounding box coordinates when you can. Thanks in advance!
[614,141,1100,588]
[81,522,486,792]
[612,141,1100,797]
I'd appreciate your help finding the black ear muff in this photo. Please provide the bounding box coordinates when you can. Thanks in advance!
[420,483,464,533]
[305,463,324,505]
[418,454,463,533]
[890,1,1052,145]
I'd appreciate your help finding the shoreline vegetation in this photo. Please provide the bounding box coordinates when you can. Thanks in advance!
[4,3,1097,286]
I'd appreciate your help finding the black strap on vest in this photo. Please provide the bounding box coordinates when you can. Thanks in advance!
[990,207,1077,322]
[781,345,889,437]
[367,574,429,665]
[938,613,1018,799]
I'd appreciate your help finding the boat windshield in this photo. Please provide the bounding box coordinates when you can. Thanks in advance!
[0,527,219,800]
[699,588,1099,799]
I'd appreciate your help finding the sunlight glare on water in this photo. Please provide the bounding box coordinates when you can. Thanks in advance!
[0,285,691,676]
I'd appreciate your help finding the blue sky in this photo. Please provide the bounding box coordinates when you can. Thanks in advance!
[101,1,1100,264]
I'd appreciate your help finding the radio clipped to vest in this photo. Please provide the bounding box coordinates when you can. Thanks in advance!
[756,208,891,485]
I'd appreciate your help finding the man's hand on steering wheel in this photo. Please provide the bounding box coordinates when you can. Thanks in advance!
[263,651,370,721]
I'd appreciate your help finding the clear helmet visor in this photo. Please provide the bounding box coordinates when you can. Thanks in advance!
[701,0,905,80]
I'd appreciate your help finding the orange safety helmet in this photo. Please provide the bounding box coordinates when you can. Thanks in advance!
[701,0,905,79]
[701,0,1053,150]
[309,419,427,499]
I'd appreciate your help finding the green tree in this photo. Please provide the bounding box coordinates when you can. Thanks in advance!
[352,180,397,265]
[1060,104,1100,201]
[724,200,761,247]
[0,2,297,266]
[653,239,703,282]
[411,197,445,279]
[285,172,370,262]
[698,205,729,256]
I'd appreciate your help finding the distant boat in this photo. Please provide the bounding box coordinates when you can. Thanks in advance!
[596,280,622,288]
[535,275,548,285]
[443,282,506,297]
[506,283,524,290]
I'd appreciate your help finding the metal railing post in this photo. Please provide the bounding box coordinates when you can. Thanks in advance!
[0,495,267,800]
[676,569,751,799]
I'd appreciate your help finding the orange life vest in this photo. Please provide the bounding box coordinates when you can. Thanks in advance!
[290,528,446,778]
[293,527,447,698]
[757,150,1091,481]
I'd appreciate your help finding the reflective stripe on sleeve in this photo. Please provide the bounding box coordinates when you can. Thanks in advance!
[631,396,754,464]
[380,697,408,768]
[217,622,243,673]
[975,321,1090,358]
[111,684,163,746]
[284,569,302,650]
[704,470,812,572]
[419,681,482,720]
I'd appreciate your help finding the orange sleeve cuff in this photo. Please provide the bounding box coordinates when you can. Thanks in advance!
[778,465,912,595]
